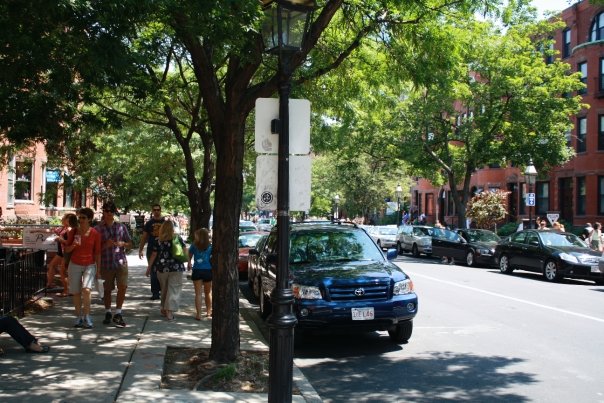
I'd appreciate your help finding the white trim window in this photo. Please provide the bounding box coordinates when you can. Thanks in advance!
[13,158,34,202]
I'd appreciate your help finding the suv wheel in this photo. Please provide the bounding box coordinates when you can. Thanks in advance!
[397,242,403,255]
[388,320,413,344]
[543,260,561,282]
[259,282,272,319]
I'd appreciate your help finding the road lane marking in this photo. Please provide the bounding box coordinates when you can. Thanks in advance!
[407,271,604,324]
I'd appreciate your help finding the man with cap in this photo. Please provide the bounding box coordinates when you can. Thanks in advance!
[95,201,132,328]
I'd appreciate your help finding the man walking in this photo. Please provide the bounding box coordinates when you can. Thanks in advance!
[139,203,165,300]
[96,201,132,328]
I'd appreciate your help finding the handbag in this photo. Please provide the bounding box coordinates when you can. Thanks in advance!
[171,235,188,263]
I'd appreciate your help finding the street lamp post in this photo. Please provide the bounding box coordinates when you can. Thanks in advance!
[262,1,315,402]
[395,184,402,227]
[524,159,537,229]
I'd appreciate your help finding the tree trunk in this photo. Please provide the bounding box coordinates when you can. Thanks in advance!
[209,117,245,363]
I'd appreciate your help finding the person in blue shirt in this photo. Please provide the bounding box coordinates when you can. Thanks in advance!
[187,228,213,320]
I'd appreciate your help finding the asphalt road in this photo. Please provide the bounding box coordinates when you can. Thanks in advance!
[241,255,604,402]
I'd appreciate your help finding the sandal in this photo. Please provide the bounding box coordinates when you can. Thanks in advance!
[194,316,201,321]
[160,309,167,317]
[26,345,50,354]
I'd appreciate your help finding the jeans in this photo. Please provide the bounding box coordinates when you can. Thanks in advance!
[147,249,161,298]
[0,316,36,350]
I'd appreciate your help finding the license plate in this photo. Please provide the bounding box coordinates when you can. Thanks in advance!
[591,265,601,273]
[351,307,374,320]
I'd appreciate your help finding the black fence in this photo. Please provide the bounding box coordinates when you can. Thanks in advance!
[0,248,46,317]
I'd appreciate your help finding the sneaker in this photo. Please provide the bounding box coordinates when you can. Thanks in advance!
[103,312,113,325]
[83,316,93,329]
[74,318,84,328]
[113,313,126,328]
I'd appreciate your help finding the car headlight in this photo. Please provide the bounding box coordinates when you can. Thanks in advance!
[393,279,414,295]
[292,284,322,300]
[478,248,492,256]
[559,253,579,263]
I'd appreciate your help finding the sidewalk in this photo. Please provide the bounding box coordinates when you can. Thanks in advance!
[0,254,322,402]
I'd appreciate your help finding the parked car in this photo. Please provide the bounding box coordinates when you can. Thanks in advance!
[431,228,500,266]
[396,225,433,257]
[239,220,257,233]
[250,222,418,344]
[256,218,274,232]
[495,229,604,284]
[237,231,269,278]
[247,233,269,296]
[367,225,398,249]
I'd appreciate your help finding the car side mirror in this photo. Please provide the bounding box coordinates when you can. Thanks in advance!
[459,238,467,244]
[249,248,259,256]
[386,248,397,260]
[529,240,539,246]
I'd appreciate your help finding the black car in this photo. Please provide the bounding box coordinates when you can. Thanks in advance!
[495,229,604,284]
[249,222,418,344]
[431,228,500,267]
[456,229,501,267]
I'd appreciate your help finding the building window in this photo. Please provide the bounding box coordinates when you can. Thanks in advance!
[599,115,604,151]
[599,176,604,215]
[563,28,571,58]
[545,40,554,64]
[591,13,604,41]
[536,182,549,215]
[15,160,33,201]
[44,169,61,207]
[577,177,586,215]
[600,58,604,92]
[578,62,587,95]
[577,116,587,153]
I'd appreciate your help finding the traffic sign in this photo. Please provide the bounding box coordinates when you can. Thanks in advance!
[526,193,535,206]
[255,155,311,211]
[254,98,310,155]
[546,213,560,223]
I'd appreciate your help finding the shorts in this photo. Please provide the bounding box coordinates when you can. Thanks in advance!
[191,269,212,282]
[68,263,97,294]
[101,263,128,290]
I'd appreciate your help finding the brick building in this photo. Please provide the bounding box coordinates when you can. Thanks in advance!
[0,143,98,221]
[412,0,604,228]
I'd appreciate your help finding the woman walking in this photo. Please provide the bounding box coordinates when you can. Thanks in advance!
[147,220,187,321]
[46,214,71,291]
[65,208,101,329]
[187,228,213,320]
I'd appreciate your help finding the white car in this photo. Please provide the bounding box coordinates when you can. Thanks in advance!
[368,225,398,250]
[256,218,274,232]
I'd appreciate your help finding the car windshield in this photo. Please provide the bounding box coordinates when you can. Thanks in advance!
[290,229,384,264]
[467,230,500,243]
[378,227,397,235]
[538,231,589,248]
[238,233,264,248]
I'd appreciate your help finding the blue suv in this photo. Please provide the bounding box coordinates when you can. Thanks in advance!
[250,222,418,344]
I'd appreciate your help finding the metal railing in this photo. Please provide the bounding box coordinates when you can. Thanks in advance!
[0,248,46,317]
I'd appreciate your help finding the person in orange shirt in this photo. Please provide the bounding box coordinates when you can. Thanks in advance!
[65,207,102,329]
